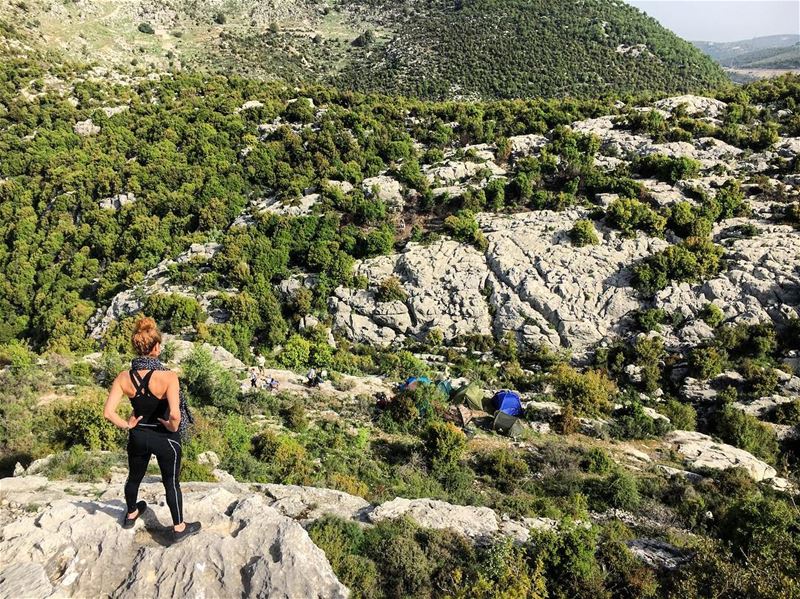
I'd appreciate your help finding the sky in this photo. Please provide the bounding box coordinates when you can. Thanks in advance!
[626,1,800,42]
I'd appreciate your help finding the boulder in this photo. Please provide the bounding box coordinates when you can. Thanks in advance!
[368,497,545,543]
[362,175,405,211]
[653,95,727,119]
[98,192,136,210]
[626,539,688,570]
[666,430,778,482]
[74,118,100,136]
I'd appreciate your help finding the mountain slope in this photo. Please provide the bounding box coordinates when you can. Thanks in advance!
[0,0,728,99]
[694,35,800,64]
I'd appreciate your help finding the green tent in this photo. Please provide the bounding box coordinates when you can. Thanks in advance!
[493,411,526,437]
[451,382,486,412]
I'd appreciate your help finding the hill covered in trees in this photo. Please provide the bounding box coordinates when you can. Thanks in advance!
[0,0,728,99]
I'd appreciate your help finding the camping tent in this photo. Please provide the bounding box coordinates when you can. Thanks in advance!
[451,382,486,412]
[492,390,523,416]
[398,376,431,392]
[493,411,526,437]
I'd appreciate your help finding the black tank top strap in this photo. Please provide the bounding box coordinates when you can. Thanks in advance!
[130,369,156,398]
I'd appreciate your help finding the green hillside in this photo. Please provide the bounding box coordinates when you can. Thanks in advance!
[0,0,728,99]
[336,0,729,99]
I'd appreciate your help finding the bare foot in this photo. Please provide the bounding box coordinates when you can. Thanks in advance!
[126,509,139,520]
[173,522,186,532]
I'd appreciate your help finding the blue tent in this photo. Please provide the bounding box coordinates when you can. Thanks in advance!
[492,390,523,416]
[398,376,431,392]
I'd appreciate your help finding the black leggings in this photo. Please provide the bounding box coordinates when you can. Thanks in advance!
[125,427,183,525]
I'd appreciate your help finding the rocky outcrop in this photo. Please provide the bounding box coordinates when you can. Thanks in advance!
[368,497,557,544]
[665,430,792,490]
[0,478,348,599]
[329,210,668,355]
[73,118,100,136]
[88,242,226,339]
[655,224,800,328]
[653,95,728,119]
[362,175,405,212]
[98,192,136,210]
[329,238,493,346]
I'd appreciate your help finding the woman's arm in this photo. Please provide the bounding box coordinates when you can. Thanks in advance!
[157,372,181,432]
[104,372,141,430]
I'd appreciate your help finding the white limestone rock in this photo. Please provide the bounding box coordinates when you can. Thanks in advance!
[362,175,405,211]
[0,484,349,599]
[74,118,100,136]
[654,95,728,119]
[666,430,778,482]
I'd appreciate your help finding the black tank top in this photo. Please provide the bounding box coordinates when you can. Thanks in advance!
[129,369,169,431]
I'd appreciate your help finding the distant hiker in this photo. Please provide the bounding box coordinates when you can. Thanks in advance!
[103,317,201,544]
[250,371,258,390]
[306,368,318,387]
[264,376,279,391]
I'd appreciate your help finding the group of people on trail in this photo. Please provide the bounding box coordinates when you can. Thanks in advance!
[250,371,280,392]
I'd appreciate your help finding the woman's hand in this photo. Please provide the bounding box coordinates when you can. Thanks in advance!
[127,414,143,430]
[157,416,179,432]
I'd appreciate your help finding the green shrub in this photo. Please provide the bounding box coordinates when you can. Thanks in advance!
[54,396,123,451]
[606,198,667,238]
[582,447,614,474]
[375,276,408,303]
[278,334,311,370]
[688,346,727,380]
[42,446,119,482]
[477,449,530,493]
[636,153,700,183]
[252,430,313,484]
[0,341,36,368]
[138,22,155,34]
[569,219,600,246]
[634,308,668,332]
[633,238,724,295]
[182,346,241,410]
[714,404,779,464]
[602,470,641,510]
[699,303,724,327]
[610,401,672,440]
[770,399,800,426]
[741,359,779,398]
[281,402,308,432]
[443,209,488,251]
[659,399,697,430]
[423,421,466,472]
[180,459,216,482]
[549,363,617,416]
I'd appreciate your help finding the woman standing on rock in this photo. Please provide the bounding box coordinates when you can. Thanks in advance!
[103,317,201,544]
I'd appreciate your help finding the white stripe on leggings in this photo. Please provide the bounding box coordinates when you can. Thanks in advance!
[167,439,182,523]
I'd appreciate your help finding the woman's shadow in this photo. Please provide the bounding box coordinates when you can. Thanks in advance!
[74,499,174,547]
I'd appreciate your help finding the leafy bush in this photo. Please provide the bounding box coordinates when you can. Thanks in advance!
[375,276,408,303]
[606,198,666,238]
[477,449,530,492]
[278,334,311,370]
[549,363,617,416]
[714,404,779,464]
[569,219,599,246]
[636,153,700,183]
[138,22,155,34]
[54,396,123,451]
[633,238,724,295]
[610,401,672,440]
[634,308,668,333]
[252,430,313,484]
[182,346,241,410]
[688,346,727,380]
[422,421,466,472]
[699,303,724,327]
[443,209,488,251]
[281,402,308,432]
[659,399,697,431]
[741,359,779,398]
[582,447,614,474]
